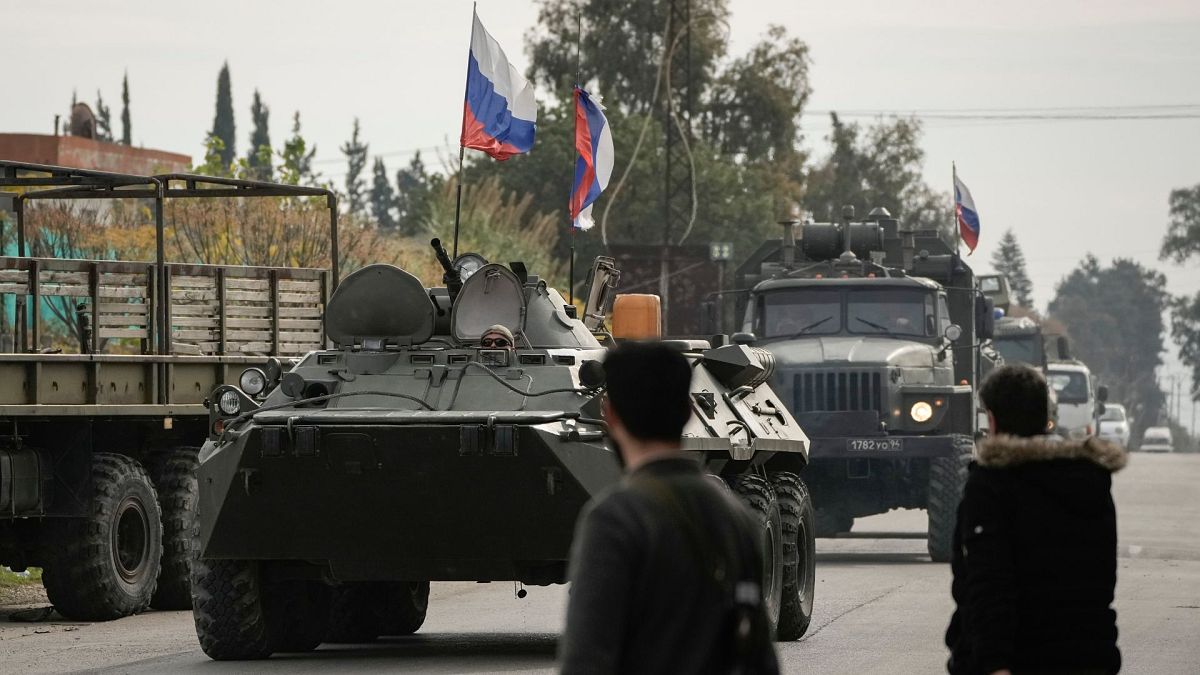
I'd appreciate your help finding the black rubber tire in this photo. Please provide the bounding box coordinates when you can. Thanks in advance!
[927,436,974,563]
[192,558,274,660]
[326,583,385,643]
[147,447,199,610]
[770,471,816,641]
[381,581,430,636]
[730,473,784,638]
[268,580,331,652]
[814,508,854,538]
[42,453,163,621]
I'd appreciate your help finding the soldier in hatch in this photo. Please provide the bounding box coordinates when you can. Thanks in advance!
[480,324,515,350]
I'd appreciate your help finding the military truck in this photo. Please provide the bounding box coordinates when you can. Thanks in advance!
[729,207,994,562]
[191,245,817,659]
[0,161,338,620]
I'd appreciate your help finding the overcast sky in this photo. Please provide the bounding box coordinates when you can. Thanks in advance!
[6,0,1199,389]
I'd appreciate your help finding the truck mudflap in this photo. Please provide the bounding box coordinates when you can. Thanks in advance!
[196,420,619,581]
[807,434,959,460]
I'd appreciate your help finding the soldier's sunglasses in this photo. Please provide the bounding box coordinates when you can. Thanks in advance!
[481,337,510,348]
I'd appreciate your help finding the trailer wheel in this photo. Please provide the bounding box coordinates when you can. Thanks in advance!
[927,436,974,562]
[770,471,816,640]
[381,581,430,636]
[192,557,274,660]
[731,473,784,637]
[42,453,162,621]
[268,580,330,653]
[148,447,199,610]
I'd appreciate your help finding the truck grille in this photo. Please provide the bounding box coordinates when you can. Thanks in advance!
[793,371,883,414]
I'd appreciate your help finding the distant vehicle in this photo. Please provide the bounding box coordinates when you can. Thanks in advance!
[1046,362,1098,439]
[1140,426,1174,453]
[1098,404,1131,447]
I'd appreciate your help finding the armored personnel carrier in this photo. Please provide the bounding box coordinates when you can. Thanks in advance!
[730,208,996,562]
[191,243,816,659]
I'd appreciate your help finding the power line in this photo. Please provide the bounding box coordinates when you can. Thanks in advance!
[310,145,443,165]
[802,103,1200,122]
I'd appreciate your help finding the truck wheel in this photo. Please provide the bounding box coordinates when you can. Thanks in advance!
[381,581,430,635]
[268,580,330,652]
[42,453,163,620]
[927,436,974,563]
[770,472,816,641]
[731,474,784,637]
[326,583,385,643]
[148,447,199,610]
[192,558,274,660]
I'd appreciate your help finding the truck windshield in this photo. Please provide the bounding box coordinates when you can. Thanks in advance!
[758,289,842,338]
[1047,371,1090,404]
[847,288,935,337]
[994,336,1043,366]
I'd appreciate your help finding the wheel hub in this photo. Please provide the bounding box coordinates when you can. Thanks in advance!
[112,495,151,584]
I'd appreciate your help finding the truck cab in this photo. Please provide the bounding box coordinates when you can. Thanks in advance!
[1045,361,1098,439]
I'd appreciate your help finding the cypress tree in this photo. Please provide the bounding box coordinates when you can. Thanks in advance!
[95,90,113,142]
[369,157,397,229]
[120,72,131,145]
[211,62,236,168]
[340,119,369,216]
[246,90,272,179]
[991,228,1035,308]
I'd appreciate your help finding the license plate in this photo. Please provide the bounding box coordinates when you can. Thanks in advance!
[846,438,904,452]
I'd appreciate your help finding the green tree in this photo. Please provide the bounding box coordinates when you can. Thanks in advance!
[395,152,438,236]
[95,90,113,142]
[246,90,272,180]
[1160,183,1200,400]
[990,229,1035,308]
[277,112,318,186]
[340,119,369,217]
[211,62,236,168]
[369,157,397,229]
[804,113,952,235]
[120,72,132,145]
[1048,256,1169,437]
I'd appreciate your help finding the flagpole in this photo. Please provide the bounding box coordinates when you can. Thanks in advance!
[952,161,961,255]
[568,9,582,305]
[453,3,478,260]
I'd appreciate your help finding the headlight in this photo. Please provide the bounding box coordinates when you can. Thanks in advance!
[239,368,267,396]
[910,401,933,423]
[218,390,242,416]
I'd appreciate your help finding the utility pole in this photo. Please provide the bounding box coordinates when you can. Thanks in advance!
[661,0,692,332]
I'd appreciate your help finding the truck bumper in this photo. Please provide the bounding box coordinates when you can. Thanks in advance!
[808,434,960,460]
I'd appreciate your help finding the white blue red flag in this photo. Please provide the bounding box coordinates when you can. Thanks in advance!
[569,86,614,230]
[954,169,980,254]
[460,9,537,161]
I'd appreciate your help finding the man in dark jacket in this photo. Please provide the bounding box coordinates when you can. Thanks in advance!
[947,364,1124,674]
[559,342,778,675]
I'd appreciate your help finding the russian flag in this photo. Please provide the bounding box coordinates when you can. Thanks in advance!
[954,170,981,254]
[460,10,537,161]
[569,87,614,230]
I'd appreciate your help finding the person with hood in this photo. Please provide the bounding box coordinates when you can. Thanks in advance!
[946,364,1125,675]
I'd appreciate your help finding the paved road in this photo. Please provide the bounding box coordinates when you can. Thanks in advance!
[2,453,1198,674]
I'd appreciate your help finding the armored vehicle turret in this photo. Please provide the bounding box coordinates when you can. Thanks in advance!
[191,243,816,659]
[729,208,997,561]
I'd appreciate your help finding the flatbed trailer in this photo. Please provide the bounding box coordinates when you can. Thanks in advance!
[0,161,338,620]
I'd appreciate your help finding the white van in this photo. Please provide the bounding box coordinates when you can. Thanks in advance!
[1046,362,1097,439]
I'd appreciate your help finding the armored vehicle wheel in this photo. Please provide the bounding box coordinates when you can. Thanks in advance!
[147,447,199,610]
[268,580,331,652]
[815,508,854,538]
[381,581,430,636]
[731,474,784,637]
[192,559,274,660]
[927,436,974,562]
[326,583,386,643]
[770,472,816,641]
[43,453,162,620]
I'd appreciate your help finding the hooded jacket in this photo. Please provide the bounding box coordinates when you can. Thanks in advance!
[946,435,1126,675]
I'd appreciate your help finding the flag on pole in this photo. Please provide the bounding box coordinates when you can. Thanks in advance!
[569,86,614,230]
[460,9,537,161]
[954,169,981,253]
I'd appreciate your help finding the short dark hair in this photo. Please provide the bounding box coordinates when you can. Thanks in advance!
[979,364,1049,437]
[603,342,693,442]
